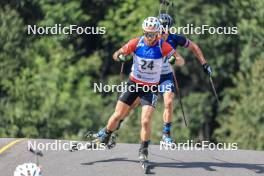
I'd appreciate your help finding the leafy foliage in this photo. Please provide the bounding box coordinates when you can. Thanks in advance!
[0,0,263,149]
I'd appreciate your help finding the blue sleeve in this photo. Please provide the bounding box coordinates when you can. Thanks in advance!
[171,34,190,48]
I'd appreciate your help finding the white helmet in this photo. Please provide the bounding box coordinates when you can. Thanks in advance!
[14,163,42,176]
[142,17,161,32]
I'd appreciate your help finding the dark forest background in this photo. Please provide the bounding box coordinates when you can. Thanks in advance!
[0,0,263,150]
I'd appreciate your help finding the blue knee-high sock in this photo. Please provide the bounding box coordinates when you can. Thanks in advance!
[163,122,172,135]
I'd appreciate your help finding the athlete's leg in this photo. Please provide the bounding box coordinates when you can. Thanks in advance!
[138,89,158,160]
[139,104,155,161]
[140,105,155,141]
[162,91,175,124]
[161,91,175,143]
[115,97,141,130]
[159,73,176,143]
[97,80,138,143]
[121,97,140,119]
[106,100,131,131]
[129,97,141,113]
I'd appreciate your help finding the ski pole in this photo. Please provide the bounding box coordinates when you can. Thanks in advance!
[158,0,165,16]
[159,0,171,16]
[171,66,188,127]
[165,0,173,14]
[120,63,124,81]
[116,62,124,100]
[29,148,43,166]
[209,76,220,105]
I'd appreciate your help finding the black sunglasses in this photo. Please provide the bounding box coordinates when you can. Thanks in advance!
[144,33,157,38]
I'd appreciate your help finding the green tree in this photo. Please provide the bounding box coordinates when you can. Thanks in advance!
[0,4,104,139]
[215,58,264,150]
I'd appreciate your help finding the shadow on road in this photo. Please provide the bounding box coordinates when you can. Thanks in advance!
[81,155,264,174]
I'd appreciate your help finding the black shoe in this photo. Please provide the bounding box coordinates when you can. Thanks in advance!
[139,147,148,161]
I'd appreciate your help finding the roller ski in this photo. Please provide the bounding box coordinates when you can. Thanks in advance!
[70,128,117,152]
[162,133,175,143]
[161,133,176,147]
[161,122,176,148]
[139,147,151,174]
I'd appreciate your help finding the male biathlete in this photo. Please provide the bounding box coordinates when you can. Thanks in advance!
[157,13,212,142]
[118,13,213,144]
[94,16,184,161]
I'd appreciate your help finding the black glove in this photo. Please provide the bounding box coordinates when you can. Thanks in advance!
[202,63,212,76]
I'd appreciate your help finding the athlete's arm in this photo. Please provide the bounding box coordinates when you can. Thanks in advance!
[173,52,185,67]
[188,41,207,65]
[172,34,206,65]
[187,40,213,75]
[113,38,139,61]
[162,41,185,67]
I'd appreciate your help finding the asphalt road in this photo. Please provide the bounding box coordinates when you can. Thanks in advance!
[0,138,264,176]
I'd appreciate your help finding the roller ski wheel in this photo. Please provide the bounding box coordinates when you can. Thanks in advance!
[140,159,150,174]
[139,148,151,174]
